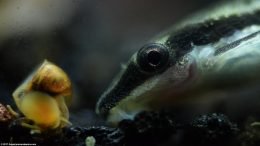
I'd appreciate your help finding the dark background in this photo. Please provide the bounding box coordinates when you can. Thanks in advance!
[0,0,220,124]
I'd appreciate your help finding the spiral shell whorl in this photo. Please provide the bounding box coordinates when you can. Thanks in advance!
[32,60,72,97]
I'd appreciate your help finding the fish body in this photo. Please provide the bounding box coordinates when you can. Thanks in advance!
[96,0,260,123]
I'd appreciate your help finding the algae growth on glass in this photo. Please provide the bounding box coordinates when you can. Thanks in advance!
[0,0,260,146]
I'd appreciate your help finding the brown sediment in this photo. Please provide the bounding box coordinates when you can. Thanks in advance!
[0,103,14,123]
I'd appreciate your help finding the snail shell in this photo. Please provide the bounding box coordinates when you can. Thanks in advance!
[31,60,72,104]
[12,60,72,129]
[13,60,72,106]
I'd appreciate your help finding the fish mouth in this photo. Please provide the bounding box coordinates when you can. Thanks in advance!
[95,61,154,118]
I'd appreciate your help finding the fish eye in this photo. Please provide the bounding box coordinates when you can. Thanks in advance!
[137,43,170,73]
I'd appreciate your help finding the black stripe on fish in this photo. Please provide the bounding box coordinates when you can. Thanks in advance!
[166,9,260,58]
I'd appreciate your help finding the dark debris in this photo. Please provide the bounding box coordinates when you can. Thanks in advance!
[182,113,240,146]
[1,109,260,146]
[239,122,260,146]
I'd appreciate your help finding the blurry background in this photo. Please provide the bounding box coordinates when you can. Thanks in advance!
[0,0,220,125]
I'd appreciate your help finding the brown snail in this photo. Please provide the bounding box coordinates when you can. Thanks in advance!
[11,60,72,133]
